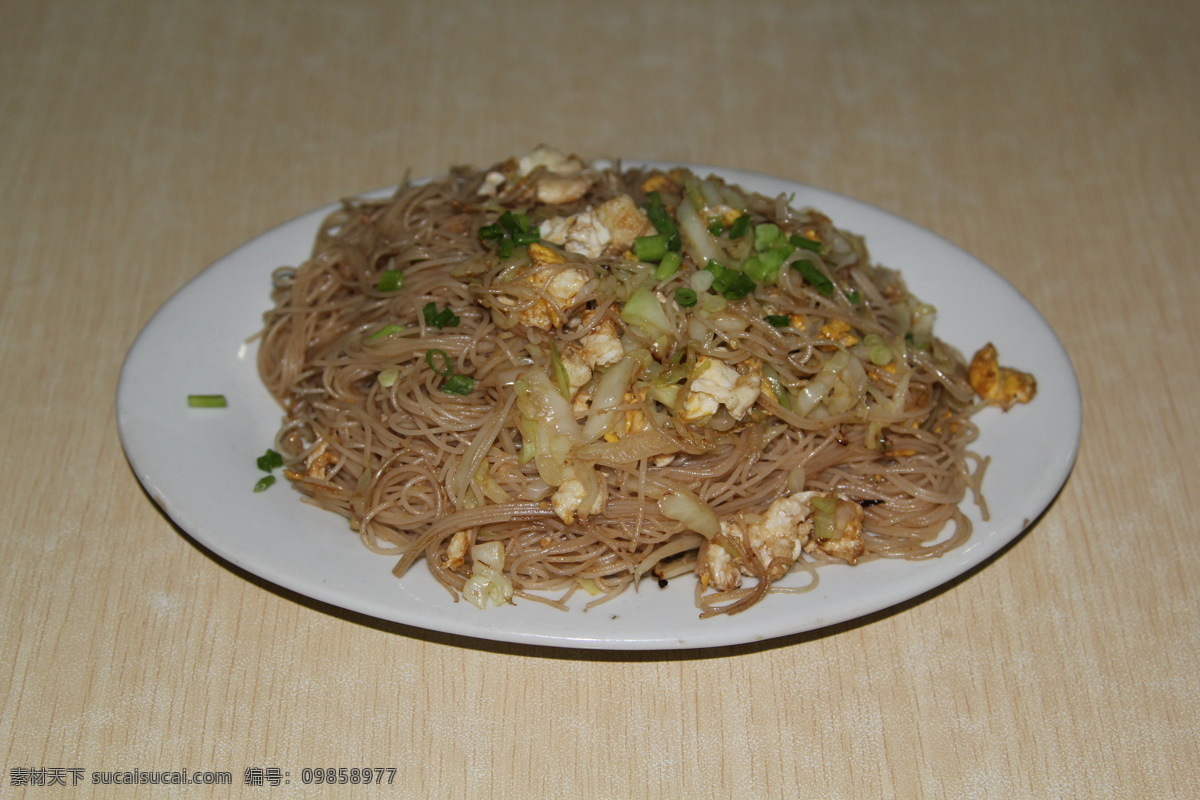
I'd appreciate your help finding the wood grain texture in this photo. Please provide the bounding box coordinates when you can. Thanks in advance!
[2,0,1198,797]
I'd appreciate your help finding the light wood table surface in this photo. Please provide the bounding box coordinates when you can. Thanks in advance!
[3,1,1198,797]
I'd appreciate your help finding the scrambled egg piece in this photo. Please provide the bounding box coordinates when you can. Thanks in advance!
[540,209,609,259]
[477,146,593,204]
[578,311,625,367]
[802,498,866,564]
[641,174,675,194]
[698,492,866,592]
[518,145,586,179]
[969,342,1037,410]
[747,492,819,579]
[539,194,652,259]
[702,492,817,591]
[594,195,653,252]
[536,175,593,205]
[680,356,762,422]
[820,318,859,347]
[560,311,626,397]
[699,537,742,592]
[283,440,338,481]
[550,466,607,524]
[559,343,594,395]
[445,530,470,572]
[497,242,590,329]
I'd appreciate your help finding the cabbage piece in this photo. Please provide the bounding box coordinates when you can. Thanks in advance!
[620,287,672,341]
[580,355,639,443]
[675,190,727,268]
[659,490,720,538]
[461,541,514,608]
[513,368,580,485]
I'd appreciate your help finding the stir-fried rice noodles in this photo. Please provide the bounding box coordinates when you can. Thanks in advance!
[257,148,1033,616]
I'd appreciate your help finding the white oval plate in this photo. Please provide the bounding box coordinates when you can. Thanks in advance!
[117,163,1081,650]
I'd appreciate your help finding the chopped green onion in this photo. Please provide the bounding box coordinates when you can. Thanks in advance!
[707,218,726,235]
[643,192,682,251]
[754,223,782,250]
[764,314,790,327]
[870,344,893,366]
[743,252,789,286]
[499,209,530,236]
[791,258,834,296]
[187,394,227,408]
[726,213,751,239]
[790,233,822,253]
[425,348,455,377]
[423,302,460,329]
[442,374,476,396]
[481,211,538,257]
[378,367,400,387]
[512,229,541,246]
[253,475,276,493]
[366,323,405,342]
[847,289,862,304]
[675,288,698,307]
[653,250,682,281]
[257,449,283,472]
[706,260,756,300]
[424,348,474,395]
[377,269,404,292]
[742,255,767,285]
[478,222,505,240]
[633,233,670,263]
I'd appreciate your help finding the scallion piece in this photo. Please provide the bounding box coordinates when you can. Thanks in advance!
[424,348,475,395]
[653,250,682,281]
[764,314,790,327]
[499,209,530,236]
[643,192,681,251]
[442,374,476,396]
[366,324,405,342]
[726,213,751,239]
[478,223,505,240]
[425,348,455,377]
[675,288,698,307]
[753,223,782,250]
[253,475,276,493]
[790,233,822,253]
[423,302,460,329]
[257,449,283,472]
[633,233,670,263]
[706,260,756,300]
[376,269,404,292]
[847,289,862,304]
[187,394,227,408]
[791,258,834,296]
